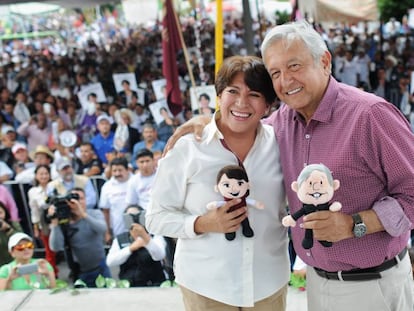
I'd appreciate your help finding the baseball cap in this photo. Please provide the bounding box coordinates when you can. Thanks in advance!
[12,142,27,154]
[8,232,33,251]
[1,125,16,136]
[96,114,111,125]
[55,156,72,170]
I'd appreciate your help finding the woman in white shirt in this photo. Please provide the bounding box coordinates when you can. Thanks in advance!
[27,165,58,277]
[146,56,289,310]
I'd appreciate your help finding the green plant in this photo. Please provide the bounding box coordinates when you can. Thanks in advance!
[49,275,131,295]
[377,0,414,21]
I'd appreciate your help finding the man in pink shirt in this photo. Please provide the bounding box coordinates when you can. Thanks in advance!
[169,21,414,311]
[260,21,414,311]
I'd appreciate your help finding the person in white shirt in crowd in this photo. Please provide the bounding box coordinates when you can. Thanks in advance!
[14,145,58,184]
[0,160,13,183]
[125,148,157,210]
[13,92,31,125]
[353,46,371,90]
[338,49,360,87]
[11,142,34,177]
[27,164,59,277]
[146,55,289,310]
[100,156,131,244]
[106,205,166,287]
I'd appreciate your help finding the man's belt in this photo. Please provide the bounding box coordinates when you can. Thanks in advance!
[314,247,407,281]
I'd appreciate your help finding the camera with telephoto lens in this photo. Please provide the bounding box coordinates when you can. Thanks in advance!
[46,192,80,223]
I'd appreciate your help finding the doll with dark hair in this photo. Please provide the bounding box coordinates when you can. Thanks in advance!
[207,165,264,241]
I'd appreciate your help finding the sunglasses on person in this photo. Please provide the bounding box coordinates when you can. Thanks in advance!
[13,242,35,251]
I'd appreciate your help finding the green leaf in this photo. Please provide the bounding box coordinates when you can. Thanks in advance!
[117,280,130,288]
[160,280,177,288]
[105,278,117,288]
[74,279,87,288]
[95,274,106,288]
[55,279,69,289]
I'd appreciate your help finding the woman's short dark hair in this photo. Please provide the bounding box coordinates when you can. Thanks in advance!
[215,55,276,105]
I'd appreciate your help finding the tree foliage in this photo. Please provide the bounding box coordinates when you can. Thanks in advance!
[377,0,414,21]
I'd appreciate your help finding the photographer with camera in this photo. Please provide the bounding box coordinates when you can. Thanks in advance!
[48,187,111,287]
[106,205,166,287]
[0,232,56,290]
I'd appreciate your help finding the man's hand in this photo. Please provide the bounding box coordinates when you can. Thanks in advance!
[129,223,149,240]
[105,231,112,244]
[163,115,211,156]
[47,206,59,227]
[194,199,247,234]
[129,223,150,251]
[68,198,87,219]
[302,211,354,242]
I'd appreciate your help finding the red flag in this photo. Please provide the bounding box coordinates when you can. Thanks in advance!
[162,0,182,116]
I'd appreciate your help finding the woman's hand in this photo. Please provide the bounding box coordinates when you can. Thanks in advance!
[194,199,247,234]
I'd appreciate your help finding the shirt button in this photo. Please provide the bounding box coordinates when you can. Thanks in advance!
[306,252,311,256]
[305,134,311,139]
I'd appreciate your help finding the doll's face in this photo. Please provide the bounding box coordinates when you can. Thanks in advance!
[217,173,249,199]
[297,170,334,205]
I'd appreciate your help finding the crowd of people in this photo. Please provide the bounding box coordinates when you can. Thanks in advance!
[0,6,412,310]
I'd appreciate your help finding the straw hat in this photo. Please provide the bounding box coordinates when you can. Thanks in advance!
[29,145,54,161]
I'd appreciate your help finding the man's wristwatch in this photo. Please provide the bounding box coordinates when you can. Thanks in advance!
[352,213,367,238]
